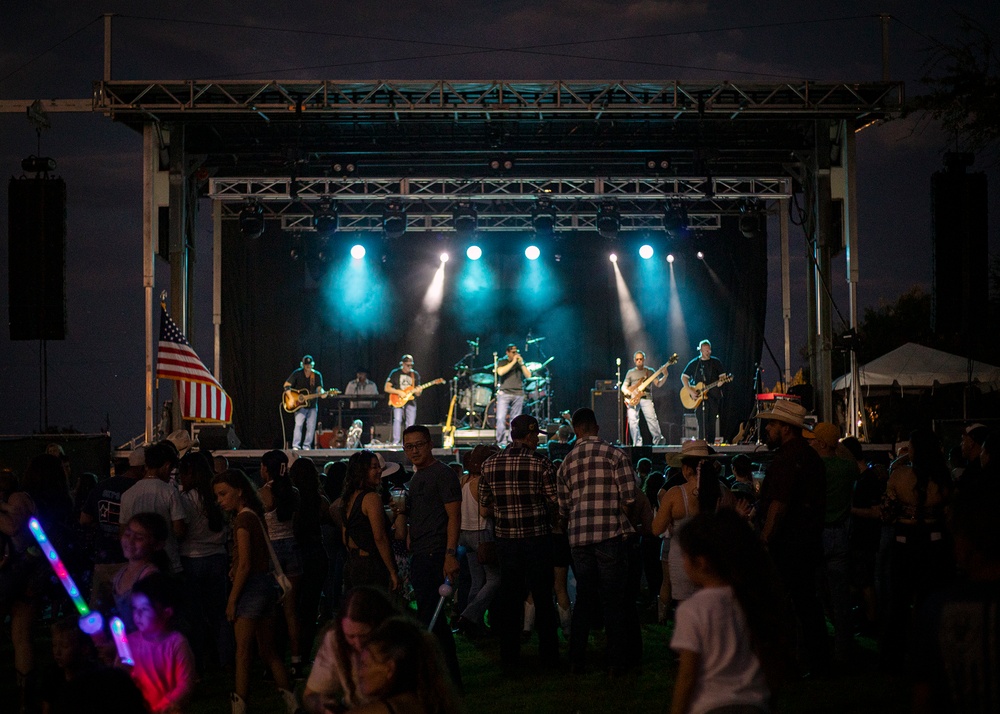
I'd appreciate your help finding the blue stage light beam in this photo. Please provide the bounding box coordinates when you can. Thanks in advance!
[456,254,496,329]
[326,248,391,334]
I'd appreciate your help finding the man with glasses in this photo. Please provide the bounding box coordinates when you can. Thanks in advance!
[402,425,463,687]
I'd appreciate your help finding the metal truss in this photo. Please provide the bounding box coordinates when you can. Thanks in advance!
[209,176,791,202]
[95,79,903,119]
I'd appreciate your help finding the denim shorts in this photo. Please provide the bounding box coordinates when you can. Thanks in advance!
[270,538,304,577]
[235,572,278,619]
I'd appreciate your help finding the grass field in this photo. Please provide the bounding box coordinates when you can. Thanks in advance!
[1,611,910,713]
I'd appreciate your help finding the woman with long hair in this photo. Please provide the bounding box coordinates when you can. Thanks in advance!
[453,445,499,636]
[882,427,954,668]
[213,469,296,714]
[177,451,230,672]
[352,616,464,714]
[340,452,399,593]
[303,586,399,713]
[289,456,331,662]
[258,450,305,676]
[670,509,791,714]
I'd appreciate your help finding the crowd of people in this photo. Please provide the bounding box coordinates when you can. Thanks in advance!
[0,410,997,713]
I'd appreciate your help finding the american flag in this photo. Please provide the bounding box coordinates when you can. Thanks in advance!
[156,307,233,423]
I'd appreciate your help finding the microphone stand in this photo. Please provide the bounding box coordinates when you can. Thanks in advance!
[615,357,623,445]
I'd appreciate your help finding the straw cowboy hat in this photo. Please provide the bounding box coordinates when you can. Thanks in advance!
[667,439,719,467]
[759,400,808,429]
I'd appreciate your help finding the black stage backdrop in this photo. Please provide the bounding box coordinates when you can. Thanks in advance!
[221,218,766,448]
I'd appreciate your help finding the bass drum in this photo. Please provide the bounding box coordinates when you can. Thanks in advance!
[459,385,493,412]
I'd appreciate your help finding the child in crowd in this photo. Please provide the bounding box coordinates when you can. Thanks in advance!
[127,572,197,714]
[670,510,790,714]
[41,618,99,714]
[105,512,170,633]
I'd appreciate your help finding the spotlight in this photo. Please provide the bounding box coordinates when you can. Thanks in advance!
[453,202,477,237]
[739,202,763,239]
[639,244,654,260]
[525,245,541,261]
[663,204,688,238]
[314,201,338,236]
[21,155,57,174]
[466,245,483,260]
[697,251,705,260]
[440,252,450,263]
[644,156,671,172]
[609,253,618,263]
[532,197,555,237]
[488,157,515,172]
[596,201,620,240]
[238,201,265,239]
[667,254,675,263]
[382,200,406,240]
[350,244,366,260]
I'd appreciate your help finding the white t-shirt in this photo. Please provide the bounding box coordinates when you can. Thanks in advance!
[179,490,227,558]
[120,477,187,573]
[670,585,770,714]
[306,628,370,709]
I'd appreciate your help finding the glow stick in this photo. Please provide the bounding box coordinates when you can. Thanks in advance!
[28,517,104,635]
[110,617,134,666]
[428,577,453,632]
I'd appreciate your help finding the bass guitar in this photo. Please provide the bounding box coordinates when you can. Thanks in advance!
[283,387,340,413]
[623,354,678,408]
[680,374,733,410]
[388,378,445,408]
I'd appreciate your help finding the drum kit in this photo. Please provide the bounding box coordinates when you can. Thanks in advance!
[452,337,555,428]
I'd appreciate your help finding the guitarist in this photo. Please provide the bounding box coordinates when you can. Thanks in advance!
[384,354,422,445]
[283,355,326,450]
[681,340,727,443]
[622,351,666,446]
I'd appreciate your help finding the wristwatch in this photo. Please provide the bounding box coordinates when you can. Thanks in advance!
[446,548,457,556]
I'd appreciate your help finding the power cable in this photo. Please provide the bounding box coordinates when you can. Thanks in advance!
[0,15,102,85]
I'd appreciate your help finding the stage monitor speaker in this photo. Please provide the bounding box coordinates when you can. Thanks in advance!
[373,424,394,444]
[8,176,67,340]
[422,424,444,449]
[682,413,699,440]
[591,389,620,441]
[194,425,241,451]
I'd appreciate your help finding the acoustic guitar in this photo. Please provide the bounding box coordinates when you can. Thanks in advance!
[388,378,445,408]
[282,387,340,413]
[622,354,678,408]
[680,374,733,410]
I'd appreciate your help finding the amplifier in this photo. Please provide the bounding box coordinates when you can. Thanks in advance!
[594,380,617,390]
[591,389,621,440]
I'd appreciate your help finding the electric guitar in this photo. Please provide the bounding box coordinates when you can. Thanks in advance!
[442,394,458,449]
[282,387,340,413]
[623,354,678,408]
[680,374,733,410]
[388,378,445,408]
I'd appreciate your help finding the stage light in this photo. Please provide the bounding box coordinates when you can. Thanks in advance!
[663,204,687,238]
[440,252,449,263]
[639,244,654,260]
[382,200,406,240]
[453,202,477,237]
[238,201,265,239]
[466,245,482,260]
[667,254,675,263]
[697,251,705,260]
[532,197,555,237]
[739,201,763,239]
[596,201,620,240]
[314,201,338,236]
[609,253,618,263]
[525,245,540,261]
[350,244,366,260]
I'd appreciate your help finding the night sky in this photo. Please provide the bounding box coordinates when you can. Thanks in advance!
[2,1,997,438]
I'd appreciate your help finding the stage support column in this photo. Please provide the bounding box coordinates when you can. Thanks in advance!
[779,198,791,390]
[213,200,222,380]
[142,123,160,443]
[838,121,864,438]
[807,121,835,424]
[167,123,190,430]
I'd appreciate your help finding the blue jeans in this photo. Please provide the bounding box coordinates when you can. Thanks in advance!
[495,535,559,665]
[495,391,523,445]
[821,521,852,661]
[293,408,317,449]
[458,528,500,623]
[626,399,663,446]
[391,404,416,444]
[410,551,462,688]
[181,553,234,670]
[569,538,632,670]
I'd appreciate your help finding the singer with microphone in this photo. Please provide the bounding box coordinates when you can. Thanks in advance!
[494,343,532,446]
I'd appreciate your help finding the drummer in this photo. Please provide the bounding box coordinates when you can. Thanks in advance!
[494,343,532,446]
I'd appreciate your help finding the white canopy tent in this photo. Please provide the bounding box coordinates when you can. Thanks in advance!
[833,342,1000,394]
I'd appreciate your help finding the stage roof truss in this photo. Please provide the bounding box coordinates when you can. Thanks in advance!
[95,79,903,119]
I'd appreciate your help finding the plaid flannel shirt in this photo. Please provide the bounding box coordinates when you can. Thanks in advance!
[557,436,637,547]
[478,444,558,539]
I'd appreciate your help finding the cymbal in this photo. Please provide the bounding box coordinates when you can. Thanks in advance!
[470,373,494,385]
[526,356,555,372]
